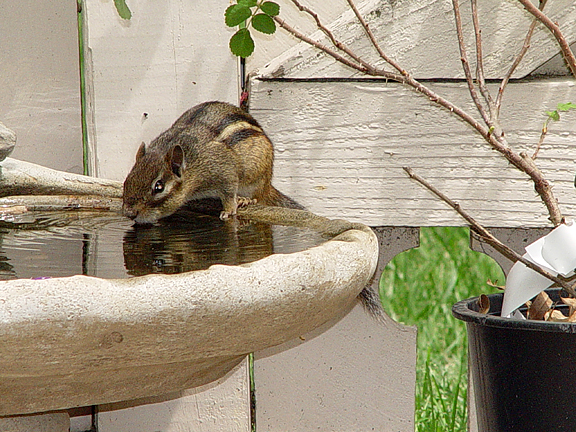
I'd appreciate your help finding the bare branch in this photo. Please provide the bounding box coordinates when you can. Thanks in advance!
[289,0,346,54]
[403,166,575,296]
[344,0,408,76]
[470,0,494,111]
[448,0,562,224]
[496,0,548,114]
[273,16,375,76]
[516,0,576,78]
[275,3,564,226]
[451,0,491,125]
[533,116,552,159]
[0,195,123,213]
[274,14,401,79]
[286,0,407,79]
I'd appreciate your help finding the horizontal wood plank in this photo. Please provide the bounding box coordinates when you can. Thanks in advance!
[251,0,576,80]
[0,0,82,174]
[251,78,576,227]
[83,0,239,181]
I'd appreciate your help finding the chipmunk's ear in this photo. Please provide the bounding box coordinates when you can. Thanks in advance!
[170,145,185,177]
[135,142,146,161]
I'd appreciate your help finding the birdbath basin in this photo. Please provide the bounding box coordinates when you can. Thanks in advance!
[0,160,378,416]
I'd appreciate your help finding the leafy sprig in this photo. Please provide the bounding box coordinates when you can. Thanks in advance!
[546,102,576,122]
[225,1,280,58]
[533,102,576,160]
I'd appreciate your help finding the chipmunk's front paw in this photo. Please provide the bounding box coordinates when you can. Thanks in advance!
[220,209,239,220]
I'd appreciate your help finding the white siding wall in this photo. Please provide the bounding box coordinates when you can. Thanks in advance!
[0,0,82,173]
[82,0,239,181]
[2,0,575,430]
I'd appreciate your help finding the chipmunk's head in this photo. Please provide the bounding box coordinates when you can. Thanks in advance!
[122,142,188,224]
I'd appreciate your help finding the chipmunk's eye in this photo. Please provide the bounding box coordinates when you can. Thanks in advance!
[153,179,165,194]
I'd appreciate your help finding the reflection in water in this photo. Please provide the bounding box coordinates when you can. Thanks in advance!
[0,251,12,279]
[123,214,274,276]
[0,209,324,280]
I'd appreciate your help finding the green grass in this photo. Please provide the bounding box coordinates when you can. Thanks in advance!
[379,227,505,432]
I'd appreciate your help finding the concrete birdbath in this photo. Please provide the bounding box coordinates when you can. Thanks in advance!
[0,129,378,416]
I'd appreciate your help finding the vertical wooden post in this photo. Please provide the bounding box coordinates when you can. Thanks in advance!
[0,0,82,173]
[81,0,239,181]
[0,413,70,432]
[253,228,419,431]
[96,358,251,432]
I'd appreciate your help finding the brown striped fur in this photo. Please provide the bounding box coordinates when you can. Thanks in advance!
[123,101,303,224]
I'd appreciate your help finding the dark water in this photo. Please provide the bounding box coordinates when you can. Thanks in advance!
[0,210,325,280]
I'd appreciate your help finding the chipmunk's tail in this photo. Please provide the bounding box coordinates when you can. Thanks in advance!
[265,187,385,321]
[358,285,386,322]
[264,186,306,210]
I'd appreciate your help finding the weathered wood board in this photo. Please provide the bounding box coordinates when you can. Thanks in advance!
[255,303,417,432]
[82,0,239,181]
[254,226,418,432]
[97,359,250,432]
[0,0,82,173]
[250,0,576,80]
[0,412,69,432]
[250,77,576,228]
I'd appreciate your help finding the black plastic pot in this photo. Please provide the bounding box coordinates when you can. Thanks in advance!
[452,288,576,432]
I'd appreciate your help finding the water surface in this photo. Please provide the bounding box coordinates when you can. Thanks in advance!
[0,210,325,280]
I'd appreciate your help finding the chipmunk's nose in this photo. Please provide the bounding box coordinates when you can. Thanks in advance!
[122,203,137,220]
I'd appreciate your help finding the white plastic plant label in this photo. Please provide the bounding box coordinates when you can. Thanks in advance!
[501,221,576,318]
[540,222,576,275]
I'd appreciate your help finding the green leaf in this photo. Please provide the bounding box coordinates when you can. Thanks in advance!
[225,4,252,27]
[546,110,560,121]
[252,13,276,34]
[557,102,576,112]
[238,0,257,7]
[114,0,132,20]
[260,1,280,16]
[229,28,255,58]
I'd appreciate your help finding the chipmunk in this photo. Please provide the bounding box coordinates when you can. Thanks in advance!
[123,102,384,319]
[122,101,304,224]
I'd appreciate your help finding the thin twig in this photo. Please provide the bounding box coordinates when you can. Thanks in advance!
[344,0,408,76]
[451,0,491,125]
[274,15,399,78]
[402,166,576,296]
[289,0,345,55]
[496,0,548,115]
[516,0,576,78]
[533,116,551,159]
[470,0,495,111]
[286,0,403,78]
[273,16,373,76]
